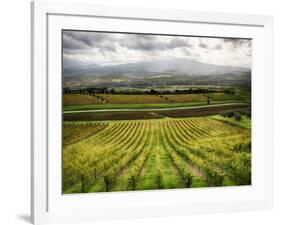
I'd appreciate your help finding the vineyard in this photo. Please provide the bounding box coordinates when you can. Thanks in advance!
[63,117,251,193]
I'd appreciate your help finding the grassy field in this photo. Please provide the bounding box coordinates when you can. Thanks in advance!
[211,115,251,129]
[64,94,102,105]
[63,116,251,193]
[63,93,250,111]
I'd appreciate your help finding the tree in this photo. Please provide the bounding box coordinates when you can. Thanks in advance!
[110,88,116,94]
[150,89,158,95]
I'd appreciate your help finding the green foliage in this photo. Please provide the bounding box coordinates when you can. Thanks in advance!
[128,175,137,190]
[220,108,251,120]
[63,117,251,193]
[155,167,164,189]
[104,174,113,192]
[212,113,251,129]
[182,172,193,188]
[221,111,234,118]
[203,166,224,186]
[63,122,107,145]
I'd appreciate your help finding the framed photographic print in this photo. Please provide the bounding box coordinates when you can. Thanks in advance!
[31,1,273,224]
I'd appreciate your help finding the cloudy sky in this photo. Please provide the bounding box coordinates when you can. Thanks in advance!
[63,30,252,68]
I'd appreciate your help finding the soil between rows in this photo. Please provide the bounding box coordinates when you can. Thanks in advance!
[64,104,249,121]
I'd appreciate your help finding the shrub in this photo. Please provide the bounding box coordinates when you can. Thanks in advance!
[221,111,234,118]
[234,113,242,121]
[239,108,251,118]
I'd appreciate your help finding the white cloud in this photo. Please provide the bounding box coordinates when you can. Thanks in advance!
[63,31,252,68]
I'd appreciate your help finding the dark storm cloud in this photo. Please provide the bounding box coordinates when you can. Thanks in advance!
[214,44,222,50]
[63,31,112,48]
[181,48,192,56]
[170,38,193,48]
[223,38,251,49]
[63,33,87,50]
[199,41,208,49]
[198,38,251,51]
[63,31,194,54]
[123,35,193,51]
[122,34,158,51]
[63,31,117,53]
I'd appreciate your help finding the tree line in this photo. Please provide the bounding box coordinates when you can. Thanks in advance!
[63,87,234,95]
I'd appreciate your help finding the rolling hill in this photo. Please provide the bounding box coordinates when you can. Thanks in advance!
[63,58,251,88]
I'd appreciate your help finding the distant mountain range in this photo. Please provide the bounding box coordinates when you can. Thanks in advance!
[63,58,251,88]
[64,58,250,77]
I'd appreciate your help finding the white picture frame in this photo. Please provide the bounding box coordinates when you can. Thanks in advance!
[31,1,273,224]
